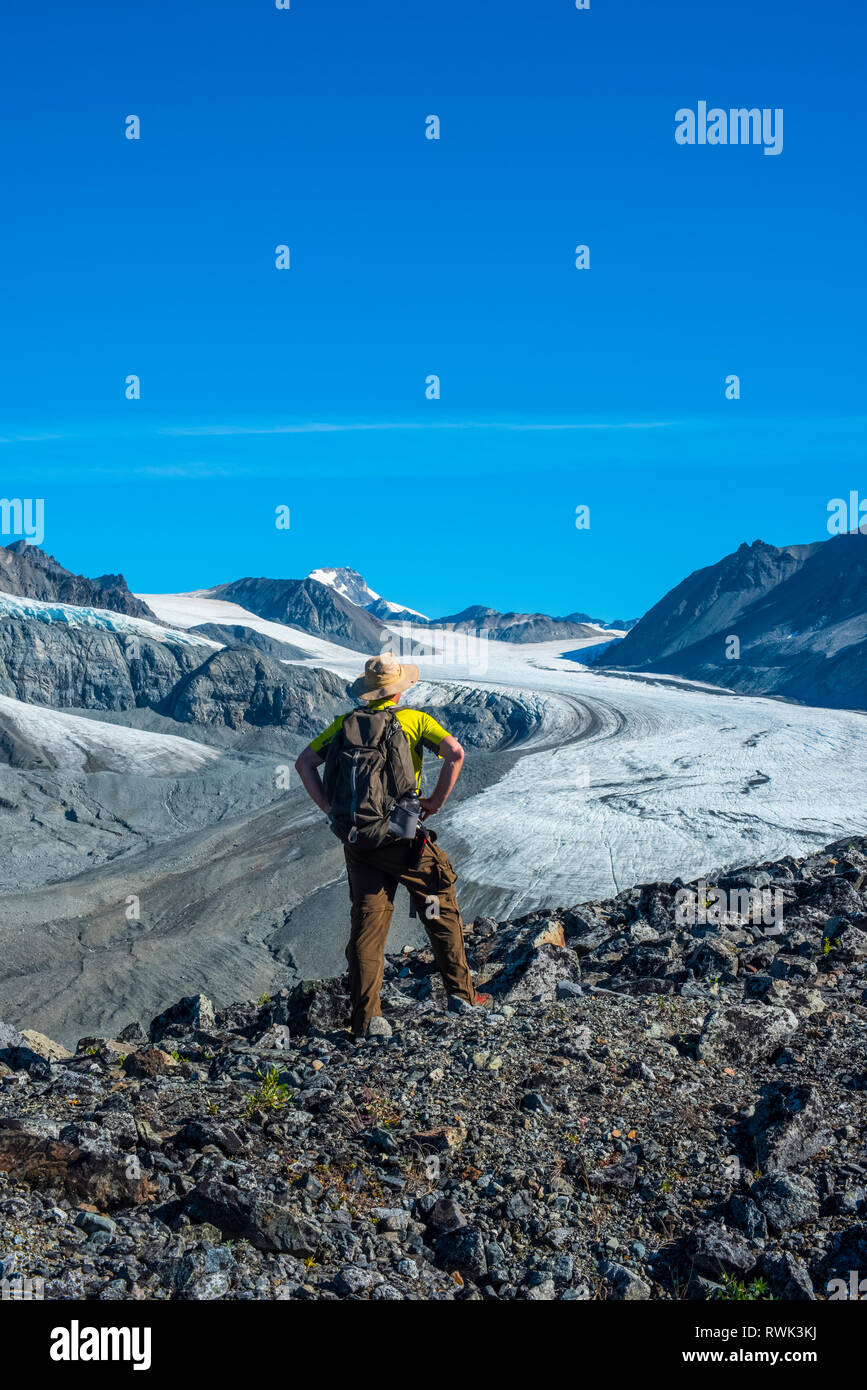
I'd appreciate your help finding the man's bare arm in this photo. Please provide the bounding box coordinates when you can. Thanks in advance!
[294,746,330,814]
[420,734,465,818]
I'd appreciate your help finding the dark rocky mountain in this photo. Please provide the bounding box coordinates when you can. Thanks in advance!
[0,542,156,620]
[1,833,865,1302]
[433,604,608,644]
[604,532,867,710]
[207,577,396,653]
[163,648,349,734]
[189,623,310,661]
[307,566,429,624]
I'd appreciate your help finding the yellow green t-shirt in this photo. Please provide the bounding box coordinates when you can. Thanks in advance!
[308,698,450,792]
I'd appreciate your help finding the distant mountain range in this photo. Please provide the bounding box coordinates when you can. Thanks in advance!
[0,541,155,620]
[569,612,639,632]
[0,547,627,667]
[306,568,634,641]
[6,535,862,710]
[603,532,867,710]
[431,605,616,644]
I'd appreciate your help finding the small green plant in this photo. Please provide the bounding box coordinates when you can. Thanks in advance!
[659,1167,683,1194]
[85,1046,99,1056]
[244,1065,292,1118]
[358,1085,401,1130]
[822,936,838,957]
[257,993,272,1008]
[710,1273,776,1301]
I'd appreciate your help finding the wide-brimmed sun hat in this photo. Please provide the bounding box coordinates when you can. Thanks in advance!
[350,651,420,703]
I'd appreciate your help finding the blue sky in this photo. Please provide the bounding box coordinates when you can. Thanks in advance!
[0,0,863,621]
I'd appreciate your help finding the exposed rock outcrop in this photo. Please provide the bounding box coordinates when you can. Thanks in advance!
[0,542,155,619]
[161,648,350,733]
[0,619,210,711]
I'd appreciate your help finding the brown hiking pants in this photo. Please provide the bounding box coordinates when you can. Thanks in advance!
[343,834,475,1034]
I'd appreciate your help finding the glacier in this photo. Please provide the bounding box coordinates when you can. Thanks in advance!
[140,591,867,915]
[0,693,221,775]
[0,590,221,649]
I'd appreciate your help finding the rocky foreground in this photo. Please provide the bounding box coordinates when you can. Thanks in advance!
[1,835,866,1301]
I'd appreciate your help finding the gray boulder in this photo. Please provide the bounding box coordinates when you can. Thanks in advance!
[686,1223,757,1279]
[149,993,216,1044]
[182,1176,319,1255]
[434,1226,487,1282]
[599,1259,651,1300]
[697,1004,798,1067]
[757,1251,816,1300]
[743,1083,831,1171]
[750,1173,819,1233]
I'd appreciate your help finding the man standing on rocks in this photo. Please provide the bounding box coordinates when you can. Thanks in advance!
[295,652,484,1037]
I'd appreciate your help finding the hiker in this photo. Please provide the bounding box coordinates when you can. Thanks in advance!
[295,652,485,1036]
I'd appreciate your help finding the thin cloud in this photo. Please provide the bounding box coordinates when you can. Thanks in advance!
[160,420,674,438]
[0,433,64,444]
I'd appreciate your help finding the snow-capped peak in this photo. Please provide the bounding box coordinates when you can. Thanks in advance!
[306,567,429,621]
[307,567,380,608]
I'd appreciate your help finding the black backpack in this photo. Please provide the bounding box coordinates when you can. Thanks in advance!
[322,707,417,849]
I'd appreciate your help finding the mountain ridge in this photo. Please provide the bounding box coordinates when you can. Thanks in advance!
[603,532,867,710]
[0,542,156,620]
[206,576,397,653]
[432,605,620,644]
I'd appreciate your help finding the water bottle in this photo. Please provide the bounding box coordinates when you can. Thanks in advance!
[388,793,422,839]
